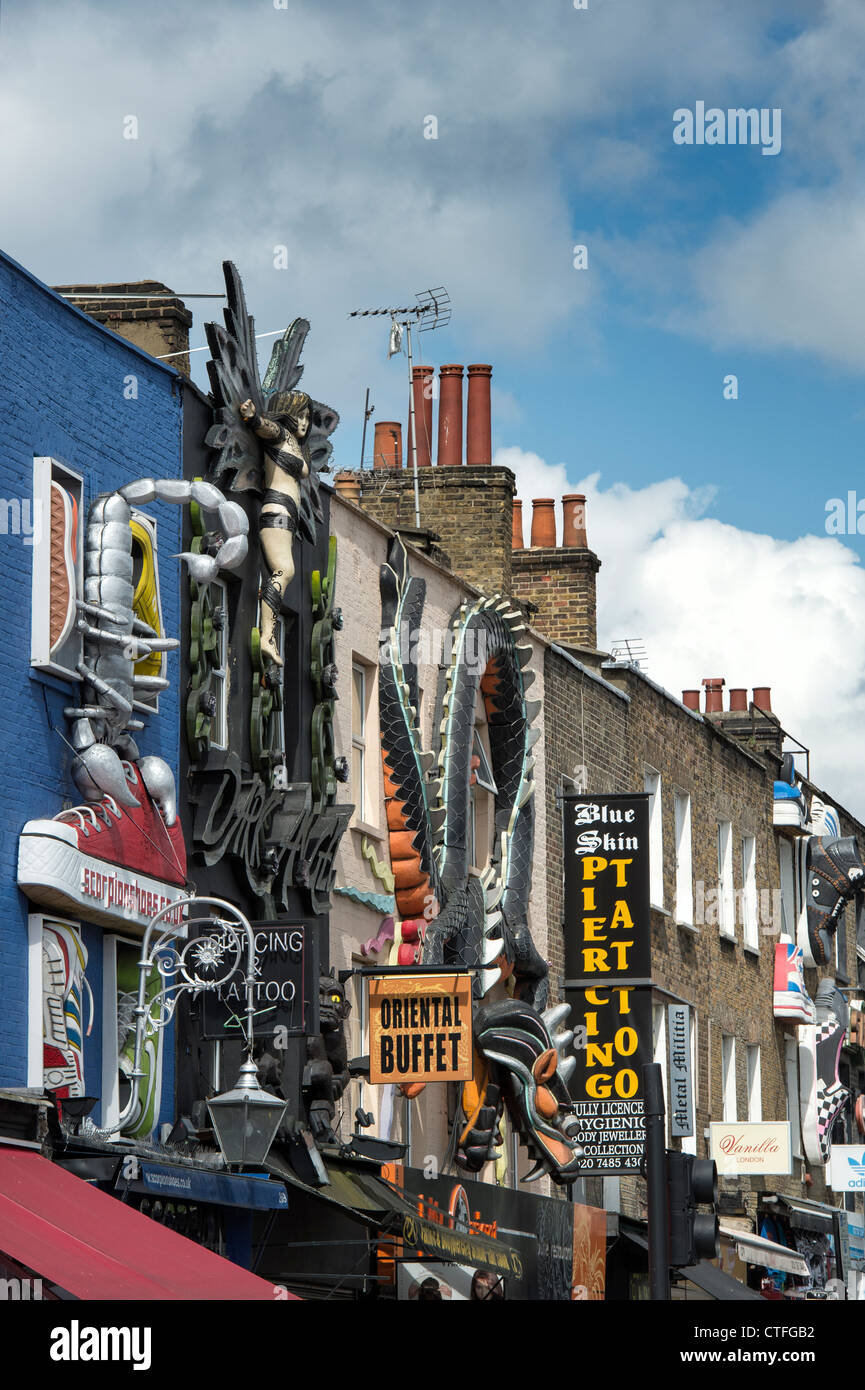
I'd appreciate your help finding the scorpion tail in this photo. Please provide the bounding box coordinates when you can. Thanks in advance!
[72,743,140,808]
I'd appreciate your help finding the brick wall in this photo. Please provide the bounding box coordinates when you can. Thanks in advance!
[0,250,182,1103]
[52,281,192,377]
[350,464,516,595]
[512,546,601,650]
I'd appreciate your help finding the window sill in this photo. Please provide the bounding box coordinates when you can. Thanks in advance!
[650,904,669,917]
[676,920,700,936]
[350,820,386,842]
[719,931,737,945]
[743,942,760,958]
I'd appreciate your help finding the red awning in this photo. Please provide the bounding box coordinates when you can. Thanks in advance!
[0,1146,298,1300]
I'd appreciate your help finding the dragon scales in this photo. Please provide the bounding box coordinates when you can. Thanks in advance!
[378,537,582,1183]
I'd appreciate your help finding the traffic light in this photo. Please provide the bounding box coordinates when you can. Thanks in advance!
[667,1150,720,1267]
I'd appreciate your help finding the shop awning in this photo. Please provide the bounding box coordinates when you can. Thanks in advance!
[681,1261,764,1301]
[0,1146,297,1299]
[772,1197,836,1234]
[720,1223,809,1277]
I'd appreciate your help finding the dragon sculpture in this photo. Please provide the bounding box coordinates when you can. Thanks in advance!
[378,537,582,1183]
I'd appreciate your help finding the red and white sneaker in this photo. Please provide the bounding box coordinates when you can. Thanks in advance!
[18,763,187,932]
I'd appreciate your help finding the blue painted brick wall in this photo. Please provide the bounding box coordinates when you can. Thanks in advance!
[0,250,182,1102]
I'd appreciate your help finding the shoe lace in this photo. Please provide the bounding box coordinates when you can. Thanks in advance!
[57,795,123,837]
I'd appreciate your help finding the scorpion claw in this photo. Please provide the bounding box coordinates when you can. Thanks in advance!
[72,744,140,808]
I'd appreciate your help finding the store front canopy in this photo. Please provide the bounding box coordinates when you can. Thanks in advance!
[0,1146,296,1300]
[720,1223,809,1278]
[771,1197,837,1235]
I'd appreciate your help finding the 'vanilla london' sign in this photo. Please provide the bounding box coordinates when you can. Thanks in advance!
[709,1122,792,1176]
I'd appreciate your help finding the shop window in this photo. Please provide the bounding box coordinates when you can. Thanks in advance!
[644,768,664,909]
[746,1044,762,1122]
[30,456,84,681]
[717,822,735,940]
[721,1034,737,1121]
[673,791,693,926]
[101,934,167,1138]
[742,835,758,952]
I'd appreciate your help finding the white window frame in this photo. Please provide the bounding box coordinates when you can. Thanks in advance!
[352,662,367,824]
[644,768,664,910]
[742,835,759,952]
[746,1043,762,1122]
[673,791,693,927]
[721,1034,737,1121]
[30,455,84,681]
[718,821,735,940]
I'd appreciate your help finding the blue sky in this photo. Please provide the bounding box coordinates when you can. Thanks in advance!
[3,0,865,810]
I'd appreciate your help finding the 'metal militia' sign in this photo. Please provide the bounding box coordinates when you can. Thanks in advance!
[563,792,653,1175]
[667,1003,694,1138]
[200,919,318,1041]
[368,974,472,1084]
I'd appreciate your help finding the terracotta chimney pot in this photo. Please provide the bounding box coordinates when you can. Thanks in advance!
[466,364,492,465]
[530,498,557,548]
[437,364,464,467]
[407,364,434,468]
[729,688,748,712]
[702,676,725,714]
[562,493,588,548]
[512,499,524,550]
[334,471,362,505]
[752,687,772,712]
[681,690,700,711]
[373,420,402,469]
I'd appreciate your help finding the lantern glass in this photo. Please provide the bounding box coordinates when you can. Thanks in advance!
[207,1072,287,1169]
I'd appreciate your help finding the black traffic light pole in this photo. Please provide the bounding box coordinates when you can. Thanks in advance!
[643,1062,670,1302]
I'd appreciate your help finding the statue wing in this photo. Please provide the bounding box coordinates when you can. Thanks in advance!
[298,400,340,545]
[203,261,265,493]
[262,317,310,396]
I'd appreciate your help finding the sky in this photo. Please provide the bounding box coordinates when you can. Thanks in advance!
[3,0,865,812]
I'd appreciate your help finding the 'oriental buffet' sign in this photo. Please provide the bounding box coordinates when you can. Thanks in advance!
[563,793,652,1176]
[369,974,472,1084]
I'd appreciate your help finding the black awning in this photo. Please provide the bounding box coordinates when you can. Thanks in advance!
[773,1197,837,1235]
[681,1261,764,1301]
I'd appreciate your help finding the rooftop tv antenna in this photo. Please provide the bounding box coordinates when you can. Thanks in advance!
[350,288,451,526]
[609,638,648,670]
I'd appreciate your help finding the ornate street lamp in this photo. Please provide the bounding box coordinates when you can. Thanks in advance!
[107,895,287,1168]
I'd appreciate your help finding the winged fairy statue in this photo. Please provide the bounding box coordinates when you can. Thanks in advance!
[204,261,339,666]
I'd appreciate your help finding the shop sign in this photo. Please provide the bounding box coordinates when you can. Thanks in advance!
[200,919,318,1040]
[369,974,472,1084]
[563,793,652,1175]
[18,826,186,932]
[667,1003,693,1138]
[709,1121,792,1175]
[828,1144,865,1193]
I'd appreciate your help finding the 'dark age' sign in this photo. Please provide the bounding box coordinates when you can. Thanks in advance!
[369,974,472,1084]
[563,793,652,1176]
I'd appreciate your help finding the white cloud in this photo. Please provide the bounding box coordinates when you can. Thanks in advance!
[498,445,865,818]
